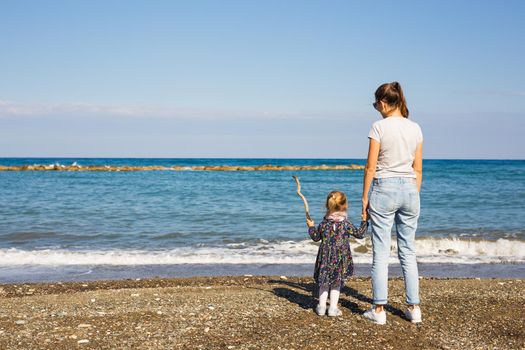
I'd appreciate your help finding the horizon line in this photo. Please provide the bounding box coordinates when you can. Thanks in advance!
[0,156,523,161]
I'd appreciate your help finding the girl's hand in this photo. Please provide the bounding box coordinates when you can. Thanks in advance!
[306,218,315,228]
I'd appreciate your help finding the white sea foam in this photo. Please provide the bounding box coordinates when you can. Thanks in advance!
[0,237,523,266]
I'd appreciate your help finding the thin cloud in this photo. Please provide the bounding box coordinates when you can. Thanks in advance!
[0,99,360,121]
[0,100,211,118]
[463,90,525,97]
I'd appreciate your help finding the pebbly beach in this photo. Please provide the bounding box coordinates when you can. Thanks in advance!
[0,276,523,350]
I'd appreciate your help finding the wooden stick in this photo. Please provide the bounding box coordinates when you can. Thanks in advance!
[292,176,312,221]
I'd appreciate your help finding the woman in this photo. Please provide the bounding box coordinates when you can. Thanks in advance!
[361,81,423,325]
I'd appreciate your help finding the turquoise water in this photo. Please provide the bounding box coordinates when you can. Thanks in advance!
[0,158,524,281]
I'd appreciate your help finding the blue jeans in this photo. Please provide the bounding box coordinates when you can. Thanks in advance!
[369,177,420,305]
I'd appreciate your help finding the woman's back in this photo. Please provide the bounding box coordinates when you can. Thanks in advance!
[368,116,423,178]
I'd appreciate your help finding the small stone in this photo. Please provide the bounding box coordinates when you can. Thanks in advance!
[208,306,215,310]
[78,324,92,328]
[81,284,88,287]
[15,320,26,325]
[90,299,96,303]
[243,274,253,277]
[157,311,163,315]
[227,346,235,349]
[204,327,210,333]
[77,339,89,344]
[69,335,78,339]
[131,293,140,297]
[280,276,287,280]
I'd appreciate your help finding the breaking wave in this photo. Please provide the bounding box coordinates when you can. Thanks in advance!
[0,237,523,266]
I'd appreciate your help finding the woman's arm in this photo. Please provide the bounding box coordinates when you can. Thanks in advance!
[413,142,423,192]
[362,138,380,219]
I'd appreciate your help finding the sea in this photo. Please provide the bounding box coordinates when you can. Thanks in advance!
[0,158,524,283]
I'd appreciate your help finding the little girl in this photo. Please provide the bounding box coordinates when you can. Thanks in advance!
[307,190,368,316]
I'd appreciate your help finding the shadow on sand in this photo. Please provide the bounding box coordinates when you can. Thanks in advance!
[270,279,405,318]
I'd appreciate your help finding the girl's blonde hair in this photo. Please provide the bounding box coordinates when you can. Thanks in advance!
[325,191,348,215]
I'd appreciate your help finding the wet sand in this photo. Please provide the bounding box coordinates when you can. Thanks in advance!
[0,276,523,349]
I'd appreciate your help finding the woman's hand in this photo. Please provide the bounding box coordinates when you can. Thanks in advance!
[361,197,369,221]
[306,218,315,228]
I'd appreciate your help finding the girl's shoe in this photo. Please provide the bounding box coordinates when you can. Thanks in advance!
[327,307,342,317]
[315,304,327,316]
[363,307,386,325]
[405,306,422,323]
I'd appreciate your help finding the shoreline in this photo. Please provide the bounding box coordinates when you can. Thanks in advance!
[0,276,523,349]
[0,263,524,284]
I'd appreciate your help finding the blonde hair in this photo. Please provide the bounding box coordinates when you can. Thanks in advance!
[325,191,348,215]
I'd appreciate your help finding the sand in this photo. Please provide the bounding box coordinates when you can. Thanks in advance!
[0,276,523,349]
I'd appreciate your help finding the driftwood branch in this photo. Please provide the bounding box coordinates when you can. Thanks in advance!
[292,176,312,221]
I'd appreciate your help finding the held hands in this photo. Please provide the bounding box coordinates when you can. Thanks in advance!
[306,218,315,228]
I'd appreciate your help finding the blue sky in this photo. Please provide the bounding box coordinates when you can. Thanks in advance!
[0,0,523,158]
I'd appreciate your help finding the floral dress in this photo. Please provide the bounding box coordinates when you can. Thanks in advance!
[308,216,368,288]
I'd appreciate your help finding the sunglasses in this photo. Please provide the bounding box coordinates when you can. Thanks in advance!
[372,100,385,110]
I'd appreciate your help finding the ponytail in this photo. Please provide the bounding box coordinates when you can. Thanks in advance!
[392,81,409,118]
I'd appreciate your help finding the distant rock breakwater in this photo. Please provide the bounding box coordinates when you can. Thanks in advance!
[0,164,365,172]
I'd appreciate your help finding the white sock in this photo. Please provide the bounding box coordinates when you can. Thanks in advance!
[318,285,329,307]
[329,286,340,310]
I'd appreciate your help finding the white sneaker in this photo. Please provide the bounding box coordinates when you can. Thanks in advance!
[406,306,422,323]
[315,304,326,316]
[363,307,386,325]
[327,307,342,317]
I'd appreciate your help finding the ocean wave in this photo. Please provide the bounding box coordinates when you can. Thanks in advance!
[0,237,523,266]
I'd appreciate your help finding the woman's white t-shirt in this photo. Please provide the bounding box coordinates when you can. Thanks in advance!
[368,116,423,178]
